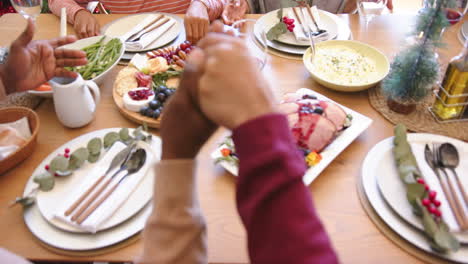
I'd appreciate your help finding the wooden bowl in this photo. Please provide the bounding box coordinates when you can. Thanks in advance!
[0,107,40,175]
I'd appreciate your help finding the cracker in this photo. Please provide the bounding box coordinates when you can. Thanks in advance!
[114,67,139,96]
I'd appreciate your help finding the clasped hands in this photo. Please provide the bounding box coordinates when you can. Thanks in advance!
[161,20,276,160]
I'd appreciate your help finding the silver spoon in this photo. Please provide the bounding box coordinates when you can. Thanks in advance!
[76,149,147,224]
[439,143,468,206]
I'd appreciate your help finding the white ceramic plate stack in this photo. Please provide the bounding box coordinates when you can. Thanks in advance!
[22,128,161,252]
[254,8,352,58]
[361,133,468,263]
[212,88,372,185]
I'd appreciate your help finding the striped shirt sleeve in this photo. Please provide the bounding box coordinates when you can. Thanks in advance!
[49,0,88,24]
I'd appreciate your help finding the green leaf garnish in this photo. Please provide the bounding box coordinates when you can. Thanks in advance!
[87,138,102,155]
[68,147,89,170]
[50,156,69,173]
[266,14,288,41]
[104,132,120,148]
[87,152,100,163]
[393,124,459,253]
[11,196,35,207]
[33,172,55,191]
[119,128,130,141]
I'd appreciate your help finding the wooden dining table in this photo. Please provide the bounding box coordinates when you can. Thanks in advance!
[0,12,464,264]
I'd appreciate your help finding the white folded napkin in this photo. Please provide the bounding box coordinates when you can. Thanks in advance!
[0,117,31,139]
[301,6,321,33]
[125,18,176,50]
[119,14,162,42]
[288,6,323,42]
[288,8,308,42]
[53,141,154,233]
[411,142,468,232]
[0,145,18,161]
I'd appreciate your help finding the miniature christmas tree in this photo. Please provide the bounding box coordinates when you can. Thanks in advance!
[382,0,455,114]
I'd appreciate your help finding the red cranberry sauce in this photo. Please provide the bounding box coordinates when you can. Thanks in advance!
[128,89,154,101]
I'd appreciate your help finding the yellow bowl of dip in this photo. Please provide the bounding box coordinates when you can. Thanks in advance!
[303,40,389,92]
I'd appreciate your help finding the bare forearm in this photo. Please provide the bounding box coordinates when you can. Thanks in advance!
[0,66,6,101]
[49,0,87,24]
[137,160,207,264]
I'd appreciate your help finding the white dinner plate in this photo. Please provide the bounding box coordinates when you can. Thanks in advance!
[254,9,351,55]
[362,134,468,263]
[34,128,160,233]
[211,88,372,185]
[375,133,468,243]
[103,13,182,52]
[23,128,160,251]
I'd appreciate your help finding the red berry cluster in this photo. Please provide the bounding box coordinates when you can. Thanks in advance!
[44,148,71,176]
[282,16,295,32]
[128,89,154,101]
[417,178,442,218]
[154,41,193,65]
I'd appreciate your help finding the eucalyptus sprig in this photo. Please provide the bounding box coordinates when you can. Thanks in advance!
[393,124,459,253]
[11,125,152,208]
[266,8,288,41]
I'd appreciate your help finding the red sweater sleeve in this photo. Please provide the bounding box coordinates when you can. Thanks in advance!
[232,113,339,264]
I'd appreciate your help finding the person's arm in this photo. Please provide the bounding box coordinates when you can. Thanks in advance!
[48,0,86,24]
[233,113,340,264]
[49,0,99,38]
[137,52,215,264]
[136,160,207,264]
[0,67,6,101]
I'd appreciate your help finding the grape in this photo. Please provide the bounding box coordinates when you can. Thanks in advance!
[146,108,154,117]
[140,106,149,116]
[152,109,161,119]
[149,100,161,110]
[157,92,166,101]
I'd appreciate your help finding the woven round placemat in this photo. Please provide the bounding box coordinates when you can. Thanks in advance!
[369,86,468,141]
[356,174,451,264]
[0,92,43,110]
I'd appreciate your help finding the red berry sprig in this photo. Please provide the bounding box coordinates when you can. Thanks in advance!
[282,16,295,32]
[417,178,442,219]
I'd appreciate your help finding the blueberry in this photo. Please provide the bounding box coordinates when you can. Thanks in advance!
[163,88,172,97]
[140,106,149,116]
[159,106,164,113]
[302,94,317,100]
[157,85,167,93]
[313,106,324,115]
[145,108,154,117]
[149,100,160,110]
[157,92,166,101]
[152,109,161,119]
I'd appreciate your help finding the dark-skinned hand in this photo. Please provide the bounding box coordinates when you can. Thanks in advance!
[160,50,217,160]
[0,19,87,94]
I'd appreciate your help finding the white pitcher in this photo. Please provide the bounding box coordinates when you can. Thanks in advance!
[50,74,100,128]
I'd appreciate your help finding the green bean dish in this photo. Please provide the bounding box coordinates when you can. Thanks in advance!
[69,37,122,80]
